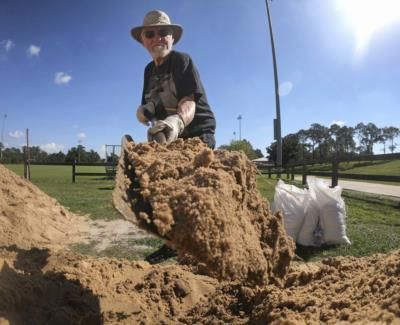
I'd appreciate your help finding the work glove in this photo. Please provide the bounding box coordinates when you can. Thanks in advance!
[147,120,167,143]
[136,102,156,126]
[147,114,184,144]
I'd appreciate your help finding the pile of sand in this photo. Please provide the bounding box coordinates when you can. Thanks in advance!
[0,164,89,250]
[113,138,294,285]
[1,242,399,323]
[183,251,400,324]
[0,246,217,324]
[1,139,400,324]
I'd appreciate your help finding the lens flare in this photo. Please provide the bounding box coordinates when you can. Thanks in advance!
[336,0,400,56]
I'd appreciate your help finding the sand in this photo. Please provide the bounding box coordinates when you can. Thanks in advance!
[114,138,295,285]
[1,140,400,324]
[0,164,90,250]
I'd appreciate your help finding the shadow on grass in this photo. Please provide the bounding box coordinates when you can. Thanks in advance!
[343,191,400,209]
[295,244,339,262]
[351,160,389,169]
[97,186,114,191]
[94,177,115,181]
[0,245,102,324]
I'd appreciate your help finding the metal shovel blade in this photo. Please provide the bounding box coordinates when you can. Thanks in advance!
[112,134,165,238]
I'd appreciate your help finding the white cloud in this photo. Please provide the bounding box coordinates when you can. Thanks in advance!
[78,132,86,141]
[1,40,15,60]
[2,40,15,52]
[9,130,24,138]
[330,120,346,127]
[278,81,293,97]
[54,72,72,85]
[40,143,65,154]
[27,44,40,57]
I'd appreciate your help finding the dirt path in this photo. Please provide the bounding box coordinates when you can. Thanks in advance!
[336,179,400,198]
[84,219,150,251]
[295,176,400,198]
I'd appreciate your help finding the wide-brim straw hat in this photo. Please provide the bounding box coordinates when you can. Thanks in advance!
[131,10,183,45]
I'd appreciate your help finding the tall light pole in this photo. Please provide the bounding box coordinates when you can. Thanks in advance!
[78,139,82,163]
[265,0,282,169]
[0,114,7,161]
[237,115,242,141]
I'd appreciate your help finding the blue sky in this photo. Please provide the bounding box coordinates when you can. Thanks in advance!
[1,0,399,157]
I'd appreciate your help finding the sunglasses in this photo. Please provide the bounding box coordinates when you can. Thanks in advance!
[143,29,171,39]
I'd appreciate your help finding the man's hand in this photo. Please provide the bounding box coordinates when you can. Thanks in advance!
[147,114,184,144]
[136,102,155,126]
[147,122,167,144]
[147,120,167,142]
[161,114,185,143]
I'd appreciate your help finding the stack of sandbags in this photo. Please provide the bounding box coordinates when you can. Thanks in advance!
[273,177,350,246]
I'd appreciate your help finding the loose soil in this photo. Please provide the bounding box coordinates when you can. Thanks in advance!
[1,139,400,324]
[113,138,295,286]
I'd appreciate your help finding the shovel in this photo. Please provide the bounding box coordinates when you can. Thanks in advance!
[112,134,167,238]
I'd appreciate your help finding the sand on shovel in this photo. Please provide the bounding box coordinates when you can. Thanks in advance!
[113,137,295,285]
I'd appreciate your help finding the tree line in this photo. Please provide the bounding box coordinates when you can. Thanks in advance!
[1,122,398,165]
[218,139,264,160]
[267,122,399,164]
[0,144,102,164]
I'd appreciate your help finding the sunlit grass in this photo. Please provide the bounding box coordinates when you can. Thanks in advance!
[256,175,277,203]
[303,159,400,176]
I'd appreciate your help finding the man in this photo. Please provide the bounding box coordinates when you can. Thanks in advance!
[130,10,216,264]
[131,10,216,149]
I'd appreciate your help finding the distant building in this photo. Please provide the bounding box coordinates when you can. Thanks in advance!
[252,157,275,169]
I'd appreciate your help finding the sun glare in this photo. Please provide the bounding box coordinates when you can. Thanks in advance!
[337,0,400,56]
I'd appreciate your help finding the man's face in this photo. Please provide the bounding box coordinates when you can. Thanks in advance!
[141,27,174,60]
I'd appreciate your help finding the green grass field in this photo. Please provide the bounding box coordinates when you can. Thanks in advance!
[305,159,400,176]
[285,159,400,185]
[341,160,400,175]
[4,163,400,262]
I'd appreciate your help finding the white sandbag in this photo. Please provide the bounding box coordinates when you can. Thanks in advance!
[308,177,351,245]
[272,180,307,241]
[297,188,321,246]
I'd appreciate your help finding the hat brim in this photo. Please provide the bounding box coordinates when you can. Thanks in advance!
[130,24,183,45]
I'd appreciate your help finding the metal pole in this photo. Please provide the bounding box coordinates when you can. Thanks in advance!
[237,115,242,141]
[78,139,82,163]
[26,128,30,180]
[0,114,7,161]
[265,0,282,169]
[72,160,76,183]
